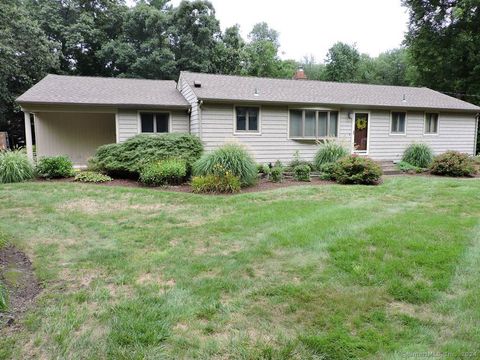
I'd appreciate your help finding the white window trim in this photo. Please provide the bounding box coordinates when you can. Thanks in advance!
[233,105,262,135]
[287,108,340,140]
[137,110,172,134]
[423,112,440,135]
[389,111,407,135]
[351,111,371,155]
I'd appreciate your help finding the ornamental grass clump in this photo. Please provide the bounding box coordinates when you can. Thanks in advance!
[314,140,348,169]
[193,143,257,187]
[402,143,434,168]
[0,149,34,183]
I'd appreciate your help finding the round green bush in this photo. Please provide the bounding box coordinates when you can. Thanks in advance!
[402,143,434,168]
[36,155,74,179]
[192,144,257,187]
[90,133,203,177]
[430,151,476,177]
[139,159,187,186]
[0,149,34,183]
[270,166,284,183]
[314,140,348,169]
[293,164,311,182]
[333,155,383,185]
[191,173,241,194]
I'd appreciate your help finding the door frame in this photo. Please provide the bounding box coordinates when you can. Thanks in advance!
[351,111,370,155]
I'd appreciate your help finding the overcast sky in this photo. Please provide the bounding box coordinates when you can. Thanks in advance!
[128,0,409,61]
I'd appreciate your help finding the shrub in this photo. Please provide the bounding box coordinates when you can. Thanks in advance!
[397,161,423,174]
[139,159,187,186]
[74,171,113,183]
[36,155,74,179]
[290,151,314,170]
[430,151,476,177]
[191,174,241,194]
[293,164,311,181]
[402,143,433,168]
[270,166,284,183]
[90,133,203,177]
[0,149,34,183]
[318,162,338,181]
[193,144,257,187]
[333,155,383,185]
[314,140,348,169]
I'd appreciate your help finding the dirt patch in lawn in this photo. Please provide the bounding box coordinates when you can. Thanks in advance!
[0,245,41,329]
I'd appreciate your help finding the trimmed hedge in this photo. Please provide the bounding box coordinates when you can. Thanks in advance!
[90,133,203,177]
[74,171,113,183]
[139,159,187,186]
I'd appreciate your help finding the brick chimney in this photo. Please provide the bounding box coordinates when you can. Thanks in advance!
[293,66,307,80]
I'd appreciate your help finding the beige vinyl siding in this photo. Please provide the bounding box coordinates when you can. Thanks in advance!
[367,110,477,160]
[34,112,115,165]
[200,104,352,164]
[178,77,199,135]
[117,109,190,142]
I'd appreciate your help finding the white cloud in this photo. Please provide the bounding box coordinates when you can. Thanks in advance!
[127,0,409,61]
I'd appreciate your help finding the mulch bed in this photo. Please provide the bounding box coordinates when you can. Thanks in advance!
[0,246,41,329]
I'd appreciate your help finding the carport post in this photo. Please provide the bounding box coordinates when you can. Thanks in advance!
[23,111,33,161]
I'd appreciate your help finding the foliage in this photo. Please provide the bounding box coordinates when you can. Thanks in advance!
[290,151,314,170]
[430,151,476,177]
[402,143,434,168]
[74,171,112,183]
[324,42,360,82]
[193,144,257,187]
[91,133,203,177]
[333,155,383,185]
[0,149,34,183]
[314,140,349,169]
[403,0,480,109]
[318,162,338,181]
[36,155,74,179]
[0,282,7,312]
[139,159,187,186]
[191,173,241,194]
[397,161,423,174]
[293,164,311,182]
[270,165,284,183]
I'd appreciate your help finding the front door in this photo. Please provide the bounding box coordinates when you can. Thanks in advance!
[354,113,369,152]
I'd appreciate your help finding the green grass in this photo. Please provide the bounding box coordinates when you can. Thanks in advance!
[0,177,479,359]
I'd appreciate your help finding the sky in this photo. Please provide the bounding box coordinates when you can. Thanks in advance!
[127,0,410,61]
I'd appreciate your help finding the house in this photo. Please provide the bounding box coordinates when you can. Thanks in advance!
[17,71,480,166]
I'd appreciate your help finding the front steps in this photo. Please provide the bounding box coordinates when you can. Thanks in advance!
[378,161,402,175]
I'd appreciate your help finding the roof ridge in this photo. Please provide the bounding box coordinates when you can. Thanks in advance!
[46,74,177,83]
[180,71,428,90]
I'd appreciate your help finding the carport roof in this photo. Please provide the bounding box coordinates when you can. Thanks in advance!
[16,74,190,108]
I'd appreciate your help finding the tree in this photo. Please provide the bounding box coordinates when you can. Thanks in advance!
[169,0,221,73]
[248,22,280,48]
[301,55,326,80]
[324,42,360,82]
[0,0,59,147]
[212,25,245,75]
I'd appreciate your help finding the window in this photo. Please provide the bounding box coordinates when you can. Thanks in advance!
[391,112,406,134]
[235,107,259,132]
[289,110,338,138]
[425,113,438,134]
[140,112,169,133]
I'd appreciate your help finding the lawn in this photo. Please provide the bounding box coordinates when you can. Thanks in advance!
[0,177,479,359]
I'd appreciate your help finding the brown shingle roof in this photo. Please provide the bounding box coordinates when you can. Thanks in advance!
[181,71,480,112]
[17,74,189,108]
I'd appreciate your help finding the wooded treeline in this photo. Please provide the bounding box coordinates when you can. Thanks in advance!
[1,0,479,151]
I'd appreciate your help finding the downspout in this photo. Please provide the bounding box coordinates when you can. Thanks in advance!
[475,113,480,155]
[198,100,203,140]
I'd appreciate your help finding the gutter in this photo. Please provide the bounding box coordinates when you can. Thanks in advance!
[475,113,480,155]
